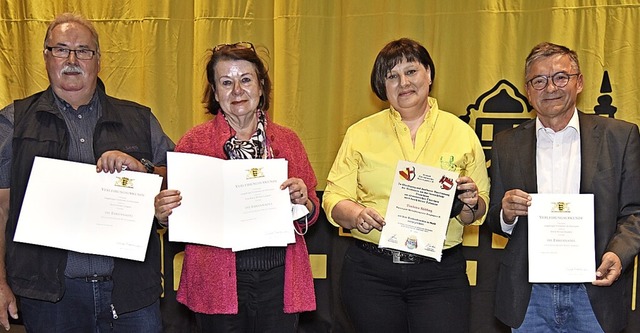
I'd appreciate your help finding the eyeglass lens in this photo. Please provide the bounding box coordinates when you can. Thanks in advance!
[213,42,255,53]
[48,47,95,60]
[530,72,574,90]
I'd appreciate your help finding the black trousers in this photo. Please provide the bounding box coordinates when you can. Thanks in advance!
[340,243,470,333]
[195,265,298,333]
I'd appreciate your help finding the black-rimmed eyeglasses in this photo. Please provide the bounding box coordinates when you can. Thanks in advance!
[526,72,580,90]
[45,46,97,60]
[213,41,255,53]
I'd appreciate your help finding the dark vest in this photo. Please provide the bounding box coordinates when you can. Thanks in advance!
[6,86,161,314]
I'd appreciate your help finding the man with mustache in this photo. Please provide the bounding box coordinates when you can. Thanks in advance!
[0,13,174,331]
[487,42,640,332]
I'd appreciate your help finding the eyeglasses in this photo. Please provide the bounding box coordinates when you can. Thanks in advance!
[526,72,580,90]
[213,41,255,53]
[45,46,97,60]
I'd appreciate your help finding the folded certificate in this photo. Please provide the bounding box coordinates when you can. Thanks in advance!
[528,194,595,282]
[378,160,458,261]
[14,157,162,261]
[166,152,294,251]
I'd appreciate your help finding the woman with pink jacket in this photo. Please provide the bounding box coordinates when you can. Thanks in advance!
[154,42,318,332]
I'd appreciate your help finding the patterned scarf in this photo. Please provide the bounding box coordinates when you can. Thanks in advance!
[223,109,272,160]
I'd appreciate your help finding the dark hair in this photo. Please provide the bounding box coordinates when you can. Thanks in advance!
[203,44,272,114]
[370,38,435,101]
[525,42,580,79]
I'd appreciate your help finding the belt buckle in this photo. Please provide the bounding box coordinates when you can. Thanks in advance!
[391,250,415,264]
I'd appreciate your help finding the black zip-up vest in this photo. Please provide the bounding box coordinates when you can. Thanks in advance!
[6,86,162,314]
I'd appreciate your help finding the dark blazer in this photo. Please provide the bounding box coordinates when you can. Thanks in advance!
[487,111,640,333]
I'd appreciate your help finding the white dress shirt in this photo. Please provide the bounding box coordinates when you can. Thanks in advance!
[501,109,581,234]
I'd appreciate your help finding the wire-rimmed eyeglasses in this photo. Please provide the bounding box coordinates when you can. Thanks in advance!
[45,46,97,60]
[213,41,255,53]
[526,72,580,90]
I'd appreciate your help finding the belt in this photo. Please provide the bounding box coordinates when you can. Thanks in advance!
[355,240,459,264]
[82,275,112,283]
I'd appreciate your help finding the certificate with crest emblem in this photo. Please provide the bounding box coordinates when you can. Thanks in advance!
[378,160,459,262]
[166,152,294,251]
[14,156,162,261]
[528,194,595,282]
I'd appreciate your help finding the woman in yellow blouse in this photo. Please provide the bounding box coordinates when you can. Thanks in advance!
[323,38,490,333]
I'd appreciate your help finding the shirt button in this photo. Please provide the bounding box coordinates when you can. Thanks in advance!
[80,138,86,143]
[78,114,83,119]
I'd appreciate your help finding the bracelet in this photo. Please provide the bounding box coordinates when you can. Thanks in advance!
[463,202,478,221]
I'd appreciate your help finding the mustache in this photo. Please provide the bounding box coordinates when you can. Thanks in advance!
[60,64,84,75]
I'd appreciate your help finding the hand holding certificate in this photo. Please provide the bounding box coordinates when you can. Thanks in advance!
[14,156,162,261]
[378,160,458,262]
[528,194,595,282]
[166,152,295,251]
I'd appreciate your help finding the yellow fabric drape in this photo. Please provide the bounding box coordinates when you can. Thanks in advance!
[1,0,639,189]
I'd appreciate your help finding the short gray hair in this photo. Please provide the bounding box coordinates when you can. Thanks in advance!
[525,42,579,78]
[44,13,100,54]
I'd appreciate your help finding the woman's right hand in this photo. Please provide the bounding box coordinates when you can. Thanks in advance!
[355,207,385,234]
[154,189,181,225]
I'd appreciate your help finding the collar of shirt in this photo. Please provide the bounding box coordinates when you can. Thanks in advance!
[388,96,438,126]
[52,89,100,115]
[535,108,581,138]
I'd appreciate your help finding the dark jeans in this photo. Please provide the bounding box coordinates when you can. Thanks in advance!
[340,243,470,333]
[20,277,162,333]
[195,265,298,333]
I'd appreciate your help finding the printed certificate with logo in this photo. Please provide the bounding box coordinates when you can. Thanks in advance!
[378,160,458,262]
[528,194,595,282]
[14,157,162,261]
[167,152,294,251]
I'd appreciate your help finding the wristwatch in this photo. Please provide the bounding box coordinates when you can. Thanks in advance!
[140,158,155,174]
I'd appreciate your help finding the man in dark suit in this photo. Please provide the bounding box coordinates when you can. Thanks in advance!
[488,42,640,332]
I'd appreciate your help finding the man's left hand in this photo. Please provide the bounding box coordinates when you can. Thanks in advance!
[592,251,622,287]
[96,150,146,173]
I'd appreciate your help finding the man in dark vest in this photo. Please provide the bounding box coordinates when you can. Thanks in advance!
[0,13,174,331]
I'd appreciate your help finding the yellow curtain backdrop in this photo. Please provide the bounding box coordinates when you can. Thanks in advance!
[1,0,639,189]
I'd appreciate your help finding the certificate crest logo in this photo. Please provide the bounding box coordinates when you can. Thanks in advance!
[115,177,134,188]
[246,167,264,179]
[551,202,570,212]
[439,175,454,190]
[399,166,416,181]
[405,235,418,249]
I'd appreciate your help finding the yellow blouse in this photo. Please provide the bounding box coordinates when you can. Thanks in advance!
[323,97,490,248]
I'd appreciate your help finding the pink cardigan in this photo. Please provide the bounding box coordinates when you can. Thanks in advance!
[175,114,319,314]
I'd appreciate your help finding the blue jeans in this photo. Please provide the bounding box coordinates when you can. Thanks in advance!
[513,283,604,333]
[20,277,162,333]
[340,243,470,333]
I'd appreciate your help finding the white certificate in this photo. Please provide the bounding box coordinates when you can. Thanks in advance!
[528,194,595,282]
[378,160,459,261]
[167,152,294,251]
[14,157,162,261]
